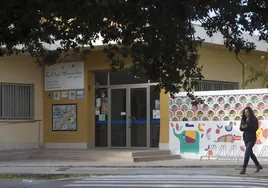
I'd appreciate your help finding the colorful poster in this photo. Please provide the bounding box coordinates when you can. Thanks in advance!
[69,91,76,99]
[76,90,84,99]
[101,102,108,114]
[52,104,77,131]
[61,91,68,98]
[54,92,60,100]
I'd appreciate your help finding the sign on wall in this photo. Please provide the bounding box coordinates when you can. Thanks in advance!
[45,61,84,91]
[169,89,268,159]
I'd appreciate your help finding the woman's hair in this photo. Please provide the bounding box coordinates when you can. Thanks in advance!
[241,106,256,120]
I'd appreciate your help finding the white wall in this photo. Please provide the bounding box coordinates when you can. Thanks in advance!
[169,89,268,159]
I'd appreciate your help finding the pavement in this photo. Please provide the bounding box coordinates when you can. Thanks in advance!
[0,159,267,179]
[0,158,268,168]
[61,175,268,188]
[0,159,267,187]
[1,174,268,188]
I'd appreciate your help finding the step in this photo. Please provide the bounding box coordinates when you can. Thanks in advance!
[27,155,133,162]
[35,150,133,158]
[132,150,171,157]
[133,155,180,162]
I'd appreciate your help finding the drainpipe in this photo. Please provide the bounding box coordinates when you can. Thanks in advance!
[235,54,245,89]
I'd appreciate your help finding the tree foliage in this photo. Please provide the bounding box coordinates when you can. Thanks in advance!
[1,0,268,102]
[244,56,268,87]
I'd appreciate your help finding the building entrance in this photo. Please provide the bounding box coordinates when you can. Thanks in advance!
[94,70,160,148]
[110,87,147,148]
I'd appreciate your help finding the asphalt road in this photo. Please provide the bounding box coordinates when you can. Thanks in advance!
[0,168,267,188]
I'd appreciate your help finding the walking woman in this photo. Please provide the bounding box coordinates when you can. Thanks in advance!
[239,106,263,175]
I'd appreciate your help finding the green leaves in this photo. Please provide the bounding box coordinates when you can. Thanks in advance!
[244,56,268,88]
[0,0,267,103]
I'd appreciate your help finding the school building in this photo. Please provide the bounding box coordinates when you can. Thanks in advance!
[0,25,267,155]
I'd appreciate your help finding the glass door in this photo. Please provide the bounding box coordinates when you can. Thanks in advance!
[110,88,127,147]
[109,87,149,148]
[129,87,147,148]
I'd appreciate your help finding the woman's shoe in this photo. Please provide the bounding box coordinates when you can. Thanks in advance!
[240,168,246,175]
[255,165,263,173]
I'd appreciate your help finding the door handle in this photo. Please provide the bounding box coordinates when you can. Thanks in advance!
[128,116,133,127]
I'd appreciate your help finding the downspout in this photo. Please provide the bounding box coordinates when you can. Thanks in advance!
[235,54,245,89]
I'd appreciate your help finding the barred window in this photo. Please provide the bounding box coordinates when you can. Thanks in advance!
[0,83,34,119]
[195,80,239,91]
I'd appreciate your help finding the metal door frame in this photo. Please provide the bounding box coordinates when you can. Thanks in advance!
[108,85,150,149]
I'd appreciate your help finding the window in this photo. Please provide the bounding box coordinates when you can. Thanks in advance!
[0,83,34,120]
[195,80,239,91]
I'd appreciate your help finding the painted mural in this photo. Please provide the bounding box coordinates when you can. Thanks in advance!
[169,89,268,159]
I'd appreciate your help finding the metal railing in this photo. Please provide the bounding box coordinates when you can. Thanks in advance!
[200,144,268,161]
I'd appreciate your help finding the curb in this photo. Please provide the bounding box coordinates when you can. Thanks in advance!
[0,165,267,168]
[0,173,267,180]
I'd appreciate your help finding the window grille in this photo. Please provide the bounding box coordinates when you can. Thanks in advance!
[195,80,239,91]
[0,83,34,119]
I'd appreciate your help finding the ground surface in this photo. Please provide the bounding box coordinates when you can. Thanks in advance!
[0,168,267,188]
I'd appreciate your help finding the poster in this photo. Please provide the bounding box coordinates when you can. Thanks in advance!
[153,109,160,119]
[98,114,106,121]
[96,98,101,107]
[52,104,77,131]
[76,90,84,99]
[54,92,60,100]
[100,90,108,114]
[100,90,107,102]
[95,108,100,115]
[61,91,68,98]
[101,102,108,114]
[69,91,76,99]
[155,100,160,109]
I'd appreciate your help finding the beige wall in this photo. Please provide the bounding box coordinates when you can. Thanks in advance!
[0,54,43,150]
[199,44,265,89]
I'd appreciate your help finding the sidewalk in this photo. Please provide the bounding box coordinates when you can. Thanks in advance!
[0,159,267,179]
[0,159,268,179]
[0,158,268,168]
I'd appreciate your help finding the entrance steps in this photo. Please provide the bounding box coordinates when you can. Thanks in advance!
[0,149,180,162]
[132,150,180,162]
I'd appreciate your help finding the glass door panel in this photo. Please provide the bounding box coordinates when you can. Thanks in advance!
[130,88,147,147]
[111,89,127,147]
[95,88,108,147]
